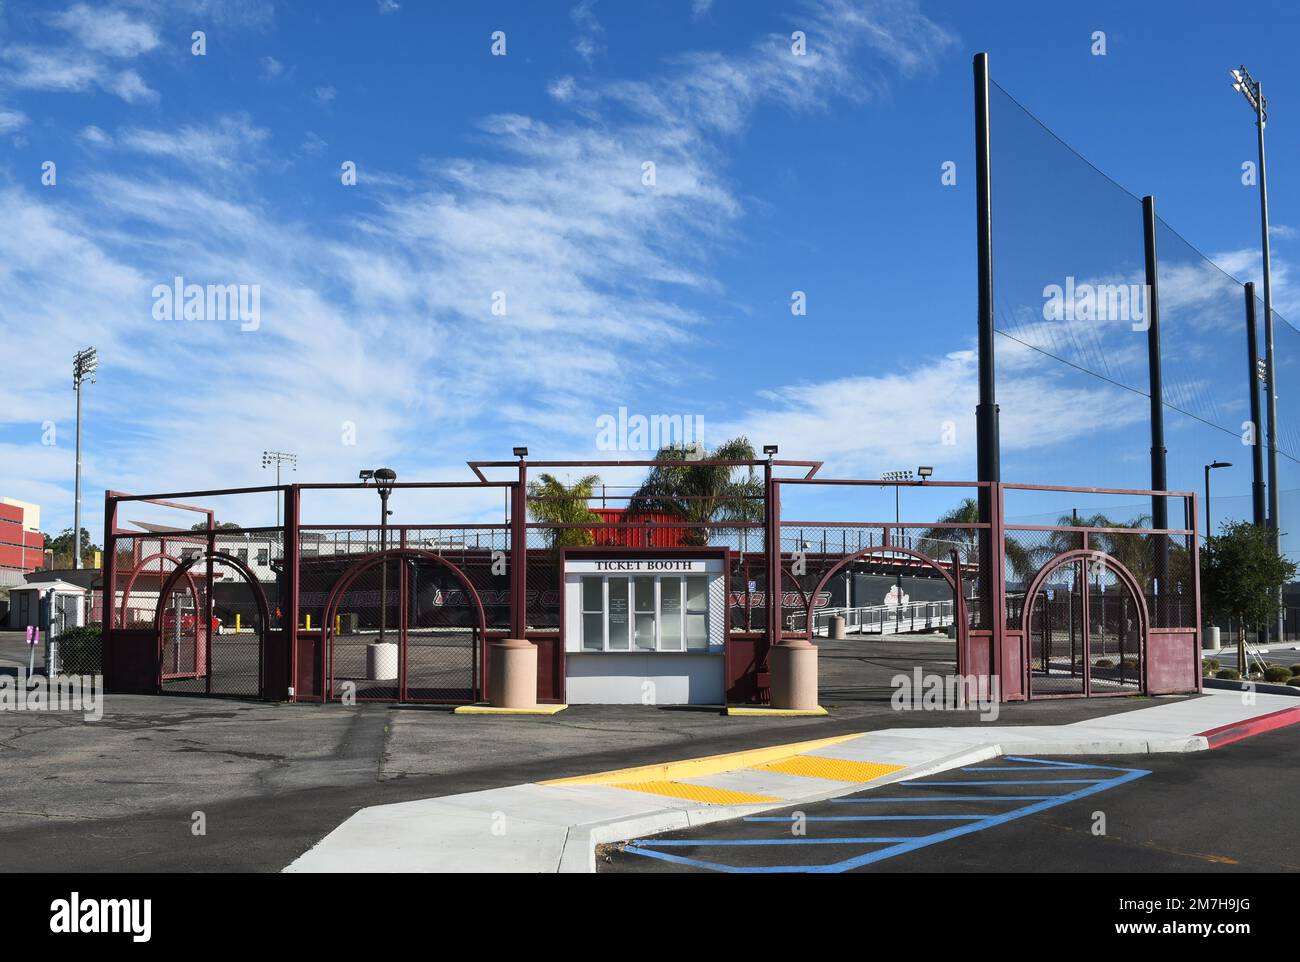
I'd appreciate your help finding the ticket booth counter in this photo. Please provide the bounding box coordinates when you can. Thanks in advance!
[561,549,728,704]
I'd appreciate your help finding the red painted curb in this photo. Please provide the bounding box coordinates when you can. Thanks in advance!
[1196,705,1300,749]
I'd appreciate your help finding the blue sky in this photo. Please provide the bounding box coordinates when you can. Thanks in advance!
[1,0,1298,537]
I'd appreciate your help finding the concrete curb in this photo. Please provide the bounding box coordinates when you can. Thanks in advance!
[1201,677,1299,697]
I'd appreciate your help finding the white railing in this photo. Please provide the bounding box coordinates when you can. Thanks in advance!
[789,599,956,637]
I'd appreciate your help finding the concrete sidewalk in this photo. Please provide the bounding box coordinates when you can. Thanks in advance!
[284,689,1300,874]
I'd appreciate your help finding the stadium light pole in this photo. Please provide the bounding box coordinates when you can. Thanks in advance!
[1204,461,1232,542]
[262,450,297,528]
[1232,65,1282,641]
[71,347,97,570]
[882,470,913,610]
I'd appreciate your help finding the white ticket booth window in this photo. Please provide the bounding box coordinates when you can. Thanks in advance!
[565,557,725,704]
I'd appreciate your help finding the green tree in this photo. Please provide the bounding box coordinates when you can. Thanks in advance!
[41,527,99,568]
[627,437,763,546]
[526,473,603,550]
[1202,520,1297,666]
[190,521,244,531]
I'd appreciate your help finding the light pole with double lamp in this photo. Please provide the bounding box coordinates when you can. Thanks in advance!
[1231,65,1282,641]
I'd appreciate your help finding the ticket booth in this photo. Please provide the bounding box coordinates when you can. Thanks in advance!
[561,549,728,704]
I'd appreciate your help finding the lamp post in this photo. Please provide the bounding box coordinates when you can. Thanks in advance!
[262,451,296,528]
[360,468,397,642]
[1204,461,1232,542]
[71,347,97,570]
[1231,65,1282,642]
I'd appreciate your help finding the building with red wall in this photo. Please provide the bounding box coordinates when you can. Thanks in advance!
[0,499,44,577]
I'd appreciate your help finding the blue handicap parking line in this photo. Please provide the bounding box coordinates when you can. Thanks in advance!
[832,795,1058,802]
[622,756,1150,873]
[744,814,988,821]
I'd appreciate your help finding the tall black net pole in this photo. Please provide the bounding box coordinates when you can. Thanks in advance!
[1245,282,1267,528]
[1142,196,1169,627]
[974,52,1000,635]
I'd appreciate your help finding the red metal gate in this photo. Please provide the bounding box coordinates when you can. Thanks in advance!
[321,549,485,704]
[1023,551,1147,698]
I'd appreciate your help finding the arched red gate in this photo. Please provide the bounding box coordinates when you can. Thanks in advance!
[320,548,487,704]
[1022,549,1148,698]
[154,551,273,697]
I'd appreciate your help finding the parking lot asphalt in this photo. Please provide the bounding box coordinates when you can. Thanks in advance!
[602,725,1300,873]
[0,628,1205,871]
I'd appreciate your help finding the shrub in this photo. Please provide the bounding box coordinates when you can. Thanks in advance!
[1202,658,1220,674]
[1121,657,1140,670]
[1263,665,1292,683]
[1095,658,1115,669]
[1288,676,1300,688]
[1215,668,1241,680]
[51,624,103,675]
[1290,664,1300,675]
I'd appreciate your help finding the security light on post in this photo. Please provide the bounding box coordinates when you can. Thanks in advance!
[1204,461,1232,542]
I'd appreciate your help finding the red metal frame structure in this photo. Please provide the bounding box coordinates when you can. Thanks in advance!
[100,462,1202,704]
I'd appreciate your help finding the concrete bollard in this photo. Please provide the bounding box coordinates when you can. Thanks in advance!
[830,615,846,640]
[770,637,819,710]
[1204,626,1221,652]
[489,637,538,709]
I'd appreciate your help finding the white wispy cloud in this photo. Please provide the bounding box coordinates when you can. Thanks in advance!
[78,123,111,145]
[2,44,158,102]
[2,0,964,529]
[115,114,271,172]
[0,107,28,133]
[52,4,160,58]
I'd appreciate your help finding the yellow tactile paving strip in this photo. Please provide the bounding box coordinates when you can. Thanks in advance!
[755,756,905,783]
[546,732,905,806]
[611,781,781,805]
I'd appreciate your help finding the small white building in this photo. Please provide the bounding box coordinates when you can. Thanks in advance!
[7,580,87,634]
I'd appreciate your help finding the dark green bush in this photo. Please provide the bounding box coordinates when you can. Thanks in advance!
[1215,668,1241,680]
[1202,658,1220,674]
[52,624,103,675]
[1263,665,1292,683]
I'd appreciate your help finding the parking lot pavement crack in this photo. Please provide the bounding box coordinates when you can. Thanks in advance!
[0,809,98,821]
[334,707,393,781]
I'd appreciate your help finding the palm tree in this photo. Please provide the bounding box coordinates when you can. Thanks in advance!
[917,497,1034,581]
[526,473,603,550]
[627,437,763,546]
